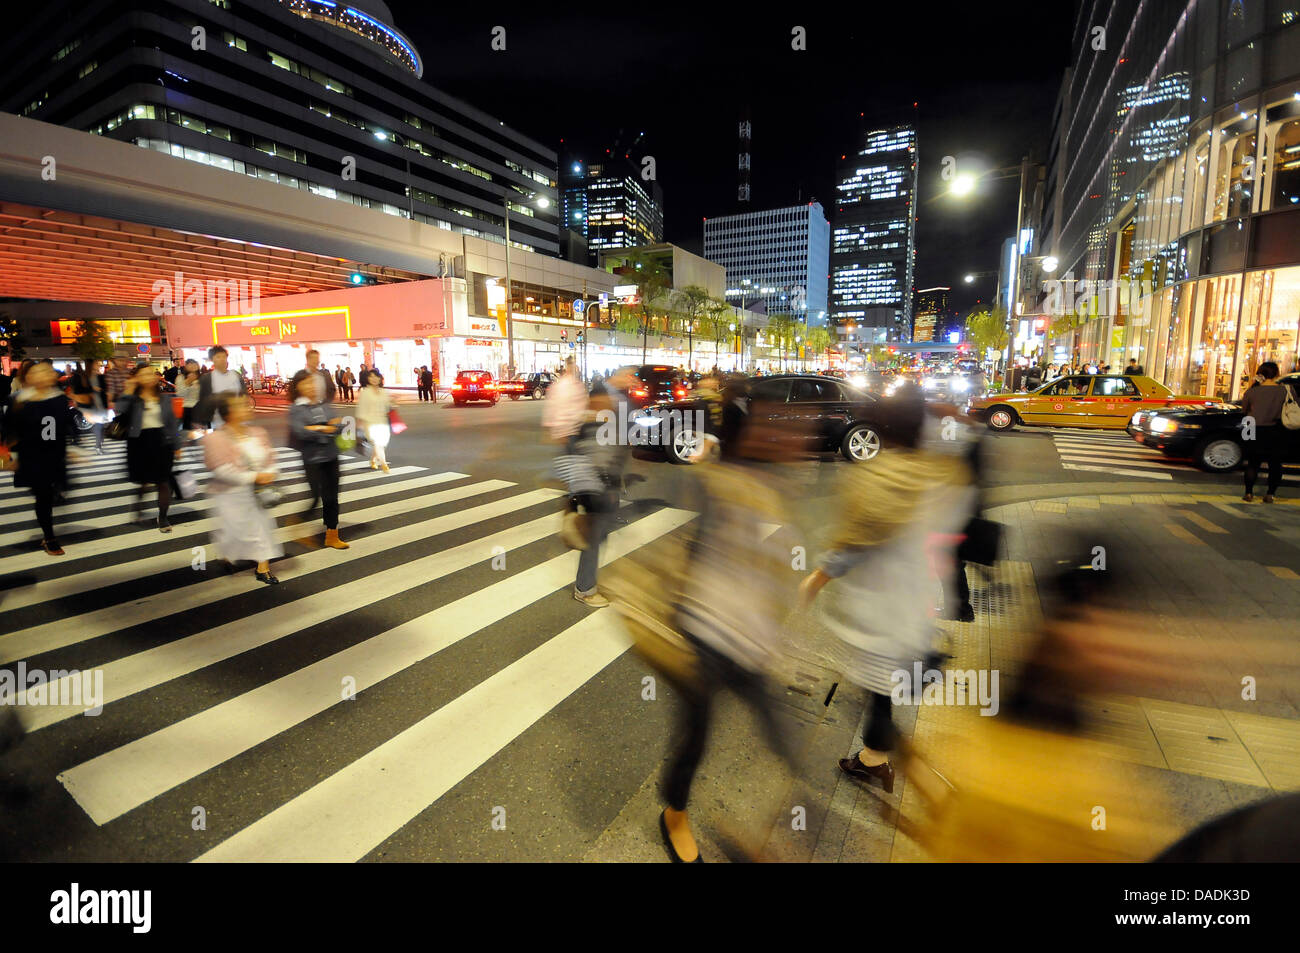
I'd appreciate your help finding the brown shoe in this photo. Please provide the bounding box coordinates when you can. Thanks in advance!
[41,539,65,557]
[325,529,350,549]
[1243,493,1255,502]
[839,755,895,794]
[1263,494,1276,504]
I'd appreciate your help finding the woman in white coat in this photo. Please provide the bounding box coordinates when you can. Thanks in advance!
[356,370,392,472]
[203,393,283,584]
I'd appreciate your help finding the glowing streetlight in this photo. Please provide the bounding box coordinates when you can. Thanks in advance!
[950,172,977,197]
[964,274,976,284]
[1042,256,1059,273]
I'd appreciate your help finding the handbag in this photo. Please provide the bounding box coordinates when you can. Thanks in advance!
[956,515,1002,566]
[1281,383,1300,431]
[174,469,199,500]
[255,484,283,509]
[102,416,128,441]
[387,407,407,435]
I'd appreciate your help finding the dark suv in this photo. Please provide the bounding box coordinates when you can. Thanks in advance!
[626,364,689,408]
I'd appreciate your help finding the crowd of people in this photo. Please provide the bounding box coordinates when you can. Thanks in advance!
[0,346,402,573]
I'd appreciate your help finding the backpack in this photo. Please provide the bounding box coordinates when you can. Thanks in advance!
[1281,383,1300,431]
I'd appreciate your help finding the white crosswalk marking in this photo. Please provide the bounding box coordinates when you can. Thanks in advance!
[1,443,703,856]
[1046,429,1300,482]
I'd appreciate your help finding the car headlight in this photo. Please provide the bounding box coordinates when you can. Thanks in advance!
[950,378,969,392]
[923,378,938,389]
[1149,416,1178,434]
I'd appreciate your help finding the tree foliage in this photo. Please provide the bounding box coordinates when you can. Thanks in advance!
[964,306,1010,356]
[0,312,26,362]
[73,320,116,363]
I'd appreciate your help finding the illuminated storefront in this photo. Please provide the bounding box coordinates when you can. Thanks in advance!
[1046,3,1300,401]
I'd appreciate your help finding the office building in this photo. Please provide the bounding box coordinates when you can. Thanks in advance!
[561,156,664,265]
[830,123,919,344]
[702,203,830,322]
[0,0,560,254]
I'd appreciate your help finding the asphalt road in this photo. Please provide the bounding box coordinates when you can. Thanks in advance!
[0,394,1294,861]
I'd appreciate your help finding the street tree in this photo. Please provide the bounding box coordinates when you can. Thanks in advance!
[672,284,711,370]
[964,306,1009,359]
[0,312,27,363]
[73,319,116,365]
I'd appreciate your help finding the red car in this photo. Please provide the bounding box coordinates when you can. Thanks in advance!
[450,370,498,406]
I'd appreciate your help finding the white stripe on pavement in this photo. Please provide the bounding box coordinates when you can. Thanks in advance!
[0,465,427,549]
[0,468,456,573]
[57,507,693,825]
[194,612,628,862]
[0,473,478,613]
[1061,463,1174,480]
[0,481,539,667]
[1056,453,1193,469]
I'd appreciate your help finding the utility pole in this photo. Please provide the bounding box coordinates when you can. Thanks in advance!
[502,194,515,379]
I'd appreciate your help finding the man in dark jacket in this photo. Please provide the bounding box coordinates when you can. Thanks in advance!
[290,349,337,404]
[194,345,247,427]
[419,366,434,401]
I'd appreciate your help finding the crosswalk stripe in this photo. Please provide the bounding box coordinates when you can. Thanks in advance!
[0,469,458,573]
[1056,453,1193,469]
[56,506,694,825]
[0,448,300,496]
[0,481,535,668]
[194,612,626,862]
[0,465,426,549]
[0,461,372,521]
[0,472,477,613]
[1061,463,1173,480]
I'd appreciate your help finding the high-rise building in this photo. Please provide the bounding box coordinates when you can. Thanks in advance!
[702,203,830,323]
[830,123,918,346]
[913,286,953,343]
[1041,0,1300,400]
[561,157,664,265]
[0,0,560,254]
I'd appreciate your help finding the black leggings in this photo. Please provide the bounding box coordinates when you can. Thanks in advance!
[663,637,796,812]
[862,691,899,753]
[303,458,340,529]
[1244,425,1284,495]
[137,481,172,521]
[32,484,56,541]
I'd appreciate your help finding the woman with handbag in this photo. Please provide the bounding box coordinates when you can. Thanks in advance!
[175,360,201,431]
[115,364,182,533]
[203,393,282,584]
[2,361,76,555]
[356,370,392,472]
[799,384,978,796]
[288,373,348,549]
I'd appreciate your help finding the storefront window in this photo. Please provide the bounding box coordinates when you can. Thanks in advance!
[1261,88,1300,211]
[1209,105,1258,221]
[1233,265,1300,394]
[1187,274,1243,399]
[1165,281,1199,393]
[1183,123,1212,230]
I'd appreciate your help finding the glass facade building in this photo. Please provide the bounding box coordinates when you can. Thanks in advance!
[1047,0,1300,400]
[830,124,919,343]
[702,203,830,323]
[0,0,560,254]
[561,157,665,266]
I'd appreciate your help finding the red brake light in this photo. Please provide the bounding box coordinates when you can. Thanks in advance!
[451,382,463,390]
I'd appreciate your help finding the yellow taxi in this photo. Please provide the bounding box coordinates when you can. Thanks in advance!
[966,374,1218,431]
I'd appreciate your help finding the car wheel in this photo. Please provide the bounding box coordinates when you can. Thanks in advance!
[453,399,464,407]
[532,387,544,400]
[841,425,882,462]
[1195,436,1243,472]
[667,424,705,464]
[508,394,520,401]
[73,413,94,432]
[986,406,1017,432]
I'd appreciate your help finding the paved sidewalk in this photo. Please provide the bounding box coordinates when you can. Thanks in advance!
[589,489,1300,861]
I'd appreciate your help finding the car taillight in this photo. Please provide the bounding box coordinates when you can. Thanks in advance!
[451,383,463,390]
[633,388,648,398]
[673,387,686,399]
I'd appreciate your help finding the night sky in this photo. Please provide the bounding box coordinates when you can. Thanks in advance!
[387,2,1078,315]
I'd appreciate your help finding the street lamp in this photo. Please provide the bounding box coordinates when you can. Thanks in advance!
[501,189,552,378]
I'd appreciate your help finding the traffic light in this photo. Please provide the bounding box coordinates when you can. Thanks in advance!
[560,328,567,340]
[576,330,584,344]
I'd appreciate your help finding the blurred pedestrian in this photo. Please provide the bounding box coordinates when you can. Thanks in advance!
[357,363,371,389]
[204,394,282,584]
[0,361,76,555]
[69,360,110,452]
[289,374,348,549]
[104,355,130,404]
[175,359,201,431]
[116,363,181,532]
[341,366,355,402]
[419,366,434,402]
[290,349,336,405]
[655,413,799,863]
[1241,361,1288,503]
[356,369,392,472]
[800,383,977,793]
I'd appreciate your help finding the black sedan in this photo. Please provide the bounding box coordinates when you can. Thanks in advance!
[635,374,886,464]
[1127,375,1300,471]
